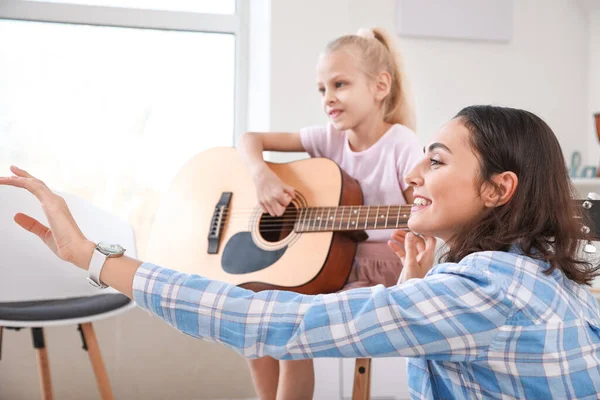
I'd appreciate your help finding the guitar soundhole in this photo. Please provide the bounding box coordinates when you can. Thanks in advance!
[259,205,297,243]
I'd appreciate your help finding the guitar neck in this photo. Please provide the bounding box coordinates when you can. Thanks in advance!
[294,205,411,232]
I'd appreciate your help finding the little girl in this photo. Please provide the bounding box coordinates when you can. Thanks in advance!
[238,27,423,400]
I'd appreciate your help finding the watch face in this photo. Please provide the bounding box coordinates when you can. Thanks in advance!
[97,241,125,255]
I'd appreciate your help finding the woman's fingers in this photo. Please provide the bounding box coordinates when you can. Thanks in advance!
[10,165,34,178]
[403,232,418,268]
[13,213,57,253]
[424,235,436,251]
[392,231,437,282]
[392,229,408,240]
[1,167,89,264]
[391,229,408,242]
[0,166,50,201]
[388,240,406,261]
[420,235,437,266]
[14,213,48,238]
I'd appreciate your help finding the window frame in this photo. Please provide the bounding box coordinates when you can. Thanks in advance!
[0,0,248,144]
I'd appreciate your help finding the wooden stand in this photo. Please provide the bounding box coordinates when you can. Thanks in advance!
[31,328,53,400]
[79,323,114,400]
[595,113,600,177]
[0,324,114,400]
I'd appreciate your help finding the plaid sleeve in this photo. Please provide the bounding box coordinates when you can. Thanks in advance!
[132,260,512,361]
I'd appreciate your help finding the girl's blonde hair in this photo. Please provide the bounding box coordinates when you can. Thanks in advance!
[325,28,416,132]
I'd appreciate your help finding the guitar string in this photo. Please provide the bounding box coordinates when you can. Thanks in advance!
[218,205,413,217]
[211,226,410,234]
[213,210,411,226]
[216,215,412,225]
[215,217,411,231]
[215,225,411,233]
[238,226,410,233]
[217,224,408,233]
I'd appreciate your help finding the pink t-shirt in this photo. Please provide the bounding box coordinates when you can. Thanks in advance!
[299,123,422,244]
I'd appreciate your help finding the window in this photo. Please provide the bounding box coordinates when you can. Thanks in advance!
[27,0,236,14]
[0,0,247,256]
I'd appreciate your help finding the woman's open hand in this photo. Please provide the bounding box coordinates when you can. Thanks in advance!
[0,166,93,269]
[388,229,436,283]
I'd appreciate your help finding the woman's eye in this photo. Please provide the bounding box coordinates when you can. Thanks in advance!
[318,87,325,95]
[335,81,346,88]
[430,158,443,167]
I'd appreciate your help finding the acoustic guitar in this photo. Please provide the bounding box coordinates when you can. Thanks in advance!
[146,147,411,294]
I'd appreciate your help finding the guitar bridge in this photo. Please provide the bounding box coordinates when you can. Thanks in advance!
[208,192,232,254]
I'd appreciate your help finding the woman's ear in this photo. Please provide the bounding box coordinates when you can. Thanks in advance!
[482,171,518,207]
[374,71,391,101]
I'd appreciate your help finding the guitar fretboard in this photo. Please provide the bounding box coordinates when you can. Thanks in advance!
[294,205,411,232]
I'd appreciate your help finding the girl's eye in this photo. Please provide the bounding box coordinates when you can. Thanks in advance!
[318,87,325,95]
[335,82,346,88]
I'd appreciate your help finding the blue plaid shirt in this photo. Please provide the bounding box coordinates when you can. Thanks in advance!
[133,250,600,399]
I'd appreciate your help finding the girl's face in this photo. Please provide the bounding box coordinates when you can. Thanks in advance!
[316,50,381,131]
[405,118,491,242]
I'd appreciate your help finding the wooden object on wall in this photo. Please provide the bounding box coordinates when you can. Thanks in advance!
[596,113,600,177]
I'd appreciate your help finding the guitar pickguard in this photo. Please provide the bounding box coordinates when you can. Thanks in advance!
[221,232,287,274]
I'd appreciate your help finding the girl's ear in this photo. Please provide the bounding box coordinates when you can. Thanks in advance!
[482,171,518,208]
[374,71,391,101]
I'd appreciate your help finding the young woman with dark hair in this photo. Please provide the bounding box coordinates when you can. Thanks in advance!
[3,105,599,399]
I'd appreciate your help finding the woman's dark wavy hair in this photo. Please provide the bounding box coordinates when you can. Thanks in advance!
[444,105,600,285]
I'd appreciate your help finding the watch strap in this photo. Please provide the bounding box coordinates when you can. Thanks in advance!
[88,248,109,289]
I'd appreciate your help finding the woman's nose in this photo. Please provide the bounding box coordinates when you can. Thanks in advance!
[404,165,423,187]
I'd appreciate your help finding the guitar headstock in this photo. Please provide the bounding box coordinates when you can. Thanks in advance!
[574,192,600,253]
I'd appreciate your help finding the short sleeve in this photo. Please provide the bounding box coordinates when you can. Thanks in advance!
[299,125,330,158]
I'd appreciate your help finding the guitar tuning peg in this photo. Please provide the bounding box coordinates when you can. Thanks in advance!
[588,192,600,200]
[584,241,597,254]
[581,225,596,253]
[583,194,599,253]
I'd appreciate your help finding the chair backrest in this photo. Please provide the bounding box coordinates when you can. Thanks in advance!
[0,186,137,302]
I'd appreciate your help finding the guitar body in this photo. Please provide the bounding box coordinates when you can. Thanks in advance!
[146,147,364,294]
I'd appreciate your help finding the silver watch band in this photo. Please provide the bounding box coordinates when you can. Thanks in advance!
[87,248,109,289]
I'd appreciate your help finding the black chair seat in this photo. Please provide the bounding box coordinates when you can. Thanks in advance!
[0,294,131,322]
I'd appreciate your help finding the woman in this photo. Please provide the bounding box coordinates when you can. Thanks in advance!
[2,105,599,399]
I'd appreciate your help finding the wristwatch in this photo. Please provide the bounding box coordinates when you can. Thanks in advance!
[87,241,126,289]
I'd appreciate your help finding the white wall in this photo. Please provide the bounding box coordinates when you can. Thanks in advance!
[257,0,591,167]
[0,1,597,400]
[587,7,600,168]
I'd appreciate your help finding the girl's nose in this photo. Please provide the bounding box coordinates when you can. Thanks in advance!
[324,90,336,105]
